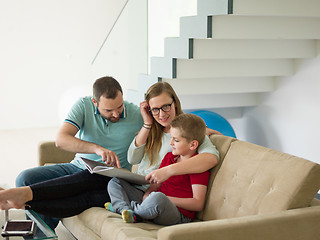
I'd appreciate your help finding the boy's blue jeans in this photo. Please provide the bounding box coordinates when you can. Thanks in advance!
[108,177,191,225]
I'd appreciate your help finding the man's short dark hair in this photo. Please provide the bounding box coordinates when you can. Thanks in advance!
[93,76,123,102]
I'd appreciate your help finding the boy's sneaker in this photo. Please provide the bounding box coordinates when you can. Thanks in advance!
[122,210,136,223]
[104,202,114,212]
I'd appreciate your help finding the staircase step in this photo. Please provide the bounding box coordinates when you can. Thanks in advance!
[164,38,191,59]
[232,0,320,17]
[165,38,316,59]
[184,107,244,119]
[179,93,259,109]
[197,0,320,17]
[152,58,293,79]
[180,15,209,39]
[194,39,316,59]
[163,77,275,95]
[197,0,231,16]
[177,59,293,78]
[150,57,176,79]
[180,15,320,39]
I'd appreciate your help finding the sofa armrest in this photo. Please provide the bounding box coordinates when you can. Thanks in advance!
[158,205,320,240]
[38,141,75,166]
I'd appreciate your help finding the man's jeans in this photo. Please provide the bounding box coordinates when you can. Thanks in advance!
[16,163,83,230]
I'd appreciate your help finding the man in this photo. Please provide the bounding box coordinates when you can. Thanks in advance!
[14,76,143,229]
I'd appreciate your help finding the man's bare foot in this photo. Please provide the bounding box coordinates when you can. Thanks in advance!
[0,187,33,210]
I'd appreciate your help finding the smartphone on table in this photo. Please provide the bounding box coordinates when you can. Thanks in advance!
[1,220,36,237]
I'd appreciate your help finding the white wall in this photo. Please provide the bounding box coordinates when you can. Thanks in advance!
[0,0,147,187]
[0,0,147,130]
[230,41,320,165]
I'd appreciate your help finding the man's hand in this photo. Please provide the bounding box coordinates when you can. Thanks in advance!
[145,167,172,184]
[96,147,121,168]
[56,123,121,167]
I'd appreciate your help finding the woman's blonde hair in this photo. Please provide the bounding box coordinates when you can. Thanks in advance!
[145,82,183,166]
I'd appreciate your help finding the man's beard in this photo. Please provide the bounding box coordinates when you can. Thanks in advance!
[108,116,120,122]
[105,111,122,122]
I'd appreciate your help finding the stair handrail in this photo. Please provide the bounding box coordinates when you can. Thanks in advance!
[91,0,130,65]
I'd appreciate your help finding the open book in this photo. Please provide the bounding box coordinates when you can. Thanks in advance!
[81,157,149,185]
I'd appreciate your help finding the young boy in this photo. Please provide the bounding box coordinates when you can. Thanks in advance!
[106,113,211,225]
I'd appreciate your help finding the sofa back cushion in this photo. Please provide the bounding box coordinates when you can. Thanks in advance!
[201,139,320,221]
[196,135,236,219]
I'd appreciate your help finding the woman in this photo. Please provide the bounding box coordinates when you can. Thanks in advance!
[129,82,219,188]
[0,82,219,228]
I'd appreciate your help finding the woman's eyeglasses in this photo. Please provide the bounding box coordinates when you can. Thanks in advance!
[150,101,174,116]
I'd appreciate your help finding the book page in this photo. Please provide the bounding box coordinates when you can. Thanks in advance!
[81,157,149,185]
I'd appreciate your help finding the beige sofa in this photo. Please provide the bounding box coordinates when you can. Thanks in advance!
[38,135,320,240]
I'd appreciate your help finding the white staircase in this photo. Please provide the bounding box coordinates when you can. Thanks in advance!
[128,0,320,116]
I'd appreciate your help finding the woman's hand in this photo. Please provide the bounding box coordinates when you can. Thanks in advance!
[134,101,154,147]
[206,127,223,136]
[140,101,153,125]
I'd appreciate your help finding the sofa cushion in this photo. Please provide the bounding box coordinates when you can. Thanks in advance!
[63,207,163,240]
[101,217,162,240]
[197,135,236,220]
[62,208,110,240]
[63,214,101,240]
[202,140,320,220]
[38,141,75,166]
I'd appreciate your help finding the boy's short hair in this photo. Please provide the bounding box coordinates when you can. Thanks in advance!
[171,113,206,146]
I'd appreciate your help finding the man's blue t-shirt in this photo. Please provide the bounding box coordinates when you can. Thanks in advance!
[65,96,143,171]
